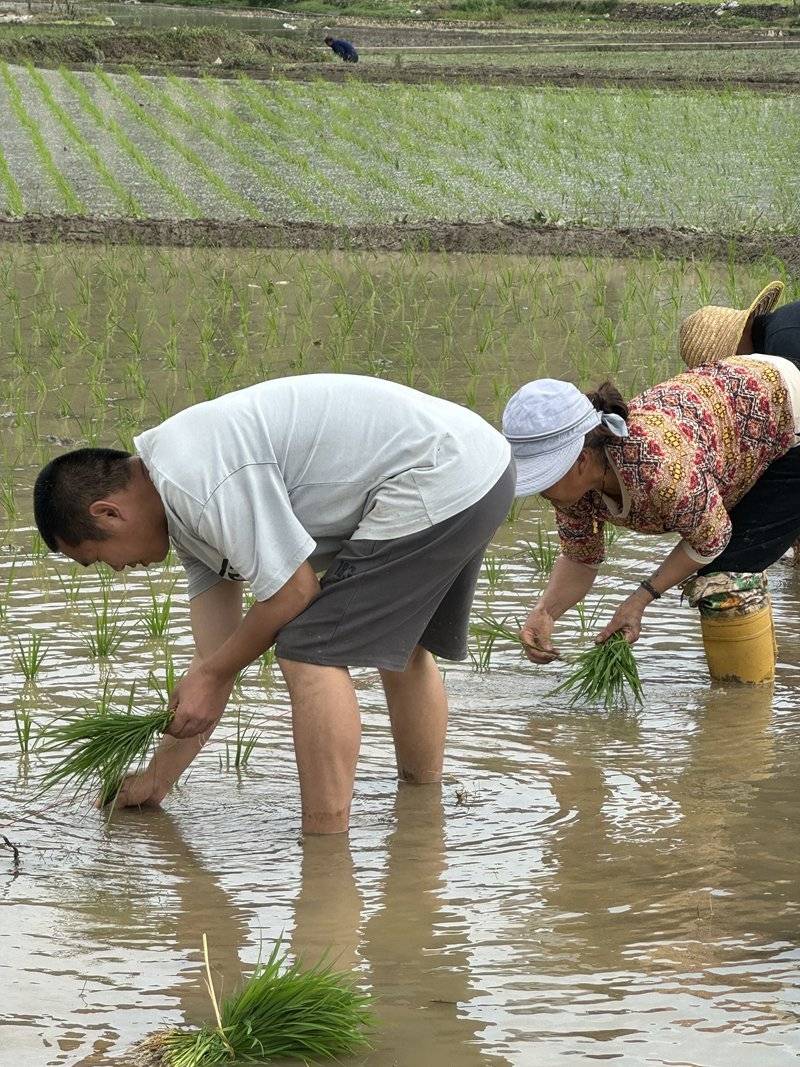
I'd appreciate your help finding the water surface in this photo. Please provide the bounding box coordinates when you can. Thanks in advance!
[2,247,799,1066]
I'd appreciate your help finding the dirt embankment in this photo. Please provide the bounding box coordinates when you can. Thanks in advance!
[276,59,800,91]
[0,25,315,68]
[612,1,791,19]
[1,215,797,268]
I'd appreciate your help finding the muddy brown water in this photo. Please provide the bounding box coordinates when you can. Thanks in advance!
[2,247,800,1065]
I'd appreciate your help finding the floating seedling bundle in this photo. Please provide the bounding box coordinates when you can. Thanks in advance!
[40,702,172,807]
[137,935,374,1066]
[549,632,643,710]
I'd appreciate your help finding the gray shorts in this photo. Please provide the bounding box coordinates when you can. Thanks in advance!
[275,461,515,671]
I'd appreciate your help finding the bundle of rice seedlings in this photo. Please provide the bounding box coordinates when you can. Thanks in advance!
[39,705,172,807]
[138,935,374,1066]
[548,633,643,710]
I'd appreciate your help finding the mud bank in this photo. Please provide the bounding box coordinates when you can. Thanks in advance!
[2,215,798,265]
[48,57,800,92]
[277,60,800,91]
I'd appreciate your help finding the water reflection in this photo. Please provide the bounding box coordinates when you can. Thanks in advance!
[61,809,248,1067]
[358,786,509,1066]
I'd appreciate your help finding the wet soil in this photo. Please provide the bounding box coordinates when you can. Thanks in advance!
[43,50,800,91]
[278,58,800,90]
[2,214,798,266]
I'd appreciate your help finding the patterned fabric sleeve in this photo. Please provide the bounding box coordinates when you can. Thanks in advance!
[664,469,732,564]
[554,496,605,567]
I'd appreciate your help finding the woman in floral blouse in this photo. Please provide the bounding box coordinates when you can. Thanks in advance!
[502,356,800,662]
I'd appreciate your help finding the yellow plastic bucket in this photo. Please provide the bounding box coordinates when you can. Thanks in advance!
[700,602,777,685]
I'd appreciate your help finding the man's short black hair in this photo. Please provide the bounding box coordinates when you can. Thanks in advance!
[33,448,133,552]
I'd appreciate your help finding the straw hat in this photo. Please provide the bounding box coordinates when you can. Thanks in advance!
[679,280,785,370]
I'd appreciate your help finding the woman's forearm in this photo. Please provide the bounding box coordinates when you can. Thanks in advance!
[642,541,700,597]
[534,554,599,620]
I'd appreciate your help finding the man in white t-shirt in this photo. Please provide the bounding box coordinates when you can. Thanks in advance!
[34,375,513,835]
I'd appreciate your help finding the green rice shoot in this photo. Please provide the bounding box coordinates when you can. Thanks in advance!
[139,934,375,1066]
[39,700,172,807]
[548,632,644,710]
[469,612,523,671]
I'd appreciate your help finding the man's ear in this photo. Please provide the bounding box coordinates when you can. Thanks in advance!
[88,500,123,527]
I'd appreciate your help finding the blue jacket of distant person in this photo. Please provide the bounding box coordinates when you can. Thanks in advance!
[326,37,359,62]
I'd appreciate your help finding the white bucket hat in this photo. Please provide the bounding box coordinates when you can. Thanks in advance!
[502,379,628,498]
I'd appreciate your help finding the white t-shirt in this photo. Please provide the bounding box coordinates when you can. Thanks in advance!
[750,352,800,443]
[134,375,510,601]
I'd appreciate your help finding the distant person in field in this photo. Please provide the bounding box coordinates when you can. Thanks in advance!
[324,35,359,63]
[33,376,512,837]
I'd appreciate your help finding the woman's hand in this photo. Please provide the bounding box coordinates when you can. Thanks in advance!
[520,607,560,664]
[99,767,166,810]
[595,589,649,645]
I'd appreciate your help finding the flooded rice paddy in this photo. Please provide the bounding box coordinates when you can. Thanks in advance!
[2,247,800,1065]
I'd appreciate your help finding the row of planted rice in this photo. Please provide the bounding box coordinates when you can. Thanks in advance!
[0,63,795,229]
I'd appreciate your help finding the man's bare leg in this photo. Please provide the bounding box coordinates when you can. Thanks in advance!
[379,645,448,784]
[278,658,361,835]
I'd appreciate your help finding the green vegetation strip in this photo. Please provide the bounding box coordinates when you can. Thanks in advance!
[0,26,311,69]
[0,69,795,230]
[0,143,23,216]
[25,63,141,217]
[0,61,83,213]
[237,76,441,217]
[94,67,264,220]
[172,74,356,221]
[59,67,202,218]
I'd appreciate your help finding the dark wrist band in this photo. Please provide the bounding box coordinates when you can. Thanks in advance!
[640,579,661,600]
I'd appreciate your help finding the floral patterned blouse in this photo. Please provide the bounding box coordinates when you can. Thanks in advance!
[555,358,796,567]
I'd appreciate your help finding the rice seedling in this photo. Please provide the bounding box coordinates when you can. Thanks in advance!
[506,497,527,525]
[0,559,17,622]
[0,141,23,215]
[54,564,83,606]
[469,612,522,672]
[83,590,126,659]
[482,554,507,592]
[139,934,374,1066]
[39,696,172,808]
[548,633,644,710]
[141,585,173,639]
[148,652,177,704]
[604,523,623,548]
[223,709,261,772]
[523,522,559,577]
[575,596,608,637]
[13,698,34,756]
[0,475,17,522]
[14,632,47,682]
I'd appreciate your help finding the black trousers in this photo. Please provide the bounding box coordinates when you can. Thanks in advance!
[699,346,800,576]
[698,443,800,575]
